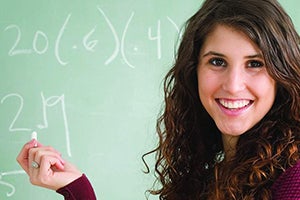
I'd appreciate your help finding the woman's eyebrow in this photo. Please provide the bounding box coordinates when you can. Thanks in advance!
[202,51,263,59]
[202,51,225,57]
[245,53,263,59]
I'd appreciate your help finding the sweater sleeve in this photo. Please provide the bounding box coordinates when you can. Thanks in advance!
[56,174,97,200]
[271,161,300,200]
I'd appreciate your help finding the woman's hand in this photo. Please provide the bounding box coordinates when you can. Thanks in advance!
[17,139,82,191]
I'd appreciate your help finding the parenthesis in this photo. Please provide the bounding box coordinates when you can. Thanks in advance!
[55,13,71,66]
[97,6,120,65]
[121,12,136,68]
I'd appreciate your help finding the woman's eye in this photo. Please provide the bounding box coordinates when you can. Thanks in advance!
[248,60,264,68]
[209,58,226,67]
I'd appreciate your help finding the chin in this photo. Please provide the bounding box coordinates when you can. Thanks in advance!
[219,127,250,137]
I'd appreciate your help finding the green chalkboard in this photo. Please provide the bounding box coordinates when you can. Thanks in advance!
[0,1,299,199]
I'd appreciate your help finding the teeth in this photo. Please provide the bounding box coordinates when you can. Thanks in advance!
[219,99,250,109]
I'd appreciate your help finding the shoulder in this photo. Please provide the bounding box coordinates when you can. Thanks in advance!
[271,161,300,200]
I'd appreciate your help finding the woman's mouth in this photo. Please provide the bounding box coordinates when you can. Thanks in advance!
[218,99,252,109]
[216,99,253,115]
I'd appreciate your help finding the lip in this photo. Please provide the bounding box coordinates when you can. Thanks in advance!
[216,98,253,116]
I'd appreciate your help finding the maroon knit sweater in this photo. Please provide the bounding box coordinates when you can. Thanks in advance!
[271,160,300,199]
[56,174,96,200]
[57,161,300,200]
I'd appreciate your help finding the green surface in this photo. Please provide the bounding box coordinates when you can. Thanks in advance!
[0,1,299,199]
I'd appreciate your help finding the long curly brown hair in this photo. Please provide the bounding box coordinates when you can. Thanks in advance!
[144,0,300,199]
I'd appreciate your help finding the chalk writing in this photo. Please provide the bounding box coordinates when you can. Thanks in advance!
[33,30,49,55]
[1,92,72,155]
[4,25,32,56]
[1,93,32,132]
[97,7,136,68]
[0,92,71,197]
[167,16,181,35]
[3,6,180,68]
[55,13,71,66]
[0,170,25,197]
[0,92,72,196]
[97,7,120,65]
[148,20,162,59]
[120,11,135,68]
[4,25,50,56]
[37,92,72,157]
[83,26,98,52]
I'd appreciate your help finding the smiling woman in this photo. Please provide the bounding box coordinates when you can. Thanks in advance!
[197,25,276,139]
[150,0,300,199]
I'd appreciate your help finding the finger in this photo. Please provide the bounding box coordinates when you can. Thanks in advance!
[27,146,66,187]
[29,147,65,172]
[33,140,43,148]
[35,146,65,165]
[36,152,65,170]
[16,140,40,174]
[28,146,37,176]
[31,155,65,190]
[40,155,65,173]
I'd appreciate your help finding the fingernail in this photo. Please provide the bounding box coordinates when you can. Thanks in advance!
[33,141,38,147]
[30,139,38,147]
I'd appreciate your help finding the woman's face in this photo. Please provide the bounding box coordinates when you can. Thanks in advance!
[197,25,276,138]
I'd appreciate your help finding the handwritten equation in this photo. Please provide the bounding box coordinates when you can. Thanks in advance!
[0,5,184,198]
[3,6,182,68]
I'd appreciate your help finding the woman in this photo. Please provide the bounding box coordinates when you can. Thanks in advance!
[17,0,300,199]
[149,0,300,199]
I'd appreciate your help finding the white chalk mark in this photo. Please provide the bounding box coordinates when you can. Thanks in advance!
[38,92,72,157]
[33,30,49,54]
[1,170,25,177]
[37,92,48,130]
[167,16,180,34]
[83,26,98,52]
[4,24,32,56]
[97,6,120,65]
[0,170,25,197]
[60,95,72,157]
[121,12,136,68]
[167,16,184,54]
[0,180,15,197]
[148,20,162,59]
[55,13,71,66]
[1,93,31,132]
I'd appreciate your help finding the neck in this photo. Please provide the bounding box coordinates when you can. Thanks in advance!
[221,134,239,161]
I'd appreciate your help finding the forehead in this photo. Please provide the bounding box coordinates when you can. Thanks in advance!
[200,24,262,56]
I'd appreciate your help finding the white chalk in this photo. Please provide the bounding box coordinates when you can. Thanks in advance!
[31,131,38,141]
[31,131,38,147]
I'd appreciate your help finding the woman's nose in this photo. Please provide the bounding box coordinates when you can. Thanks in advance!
[222,67,246,94]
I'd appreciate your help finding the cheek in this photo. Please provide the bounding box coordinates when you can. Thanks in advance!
[197,71,219,97]
[249,76,276,120]
[197,71,221,109]
[253,76,276,99]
